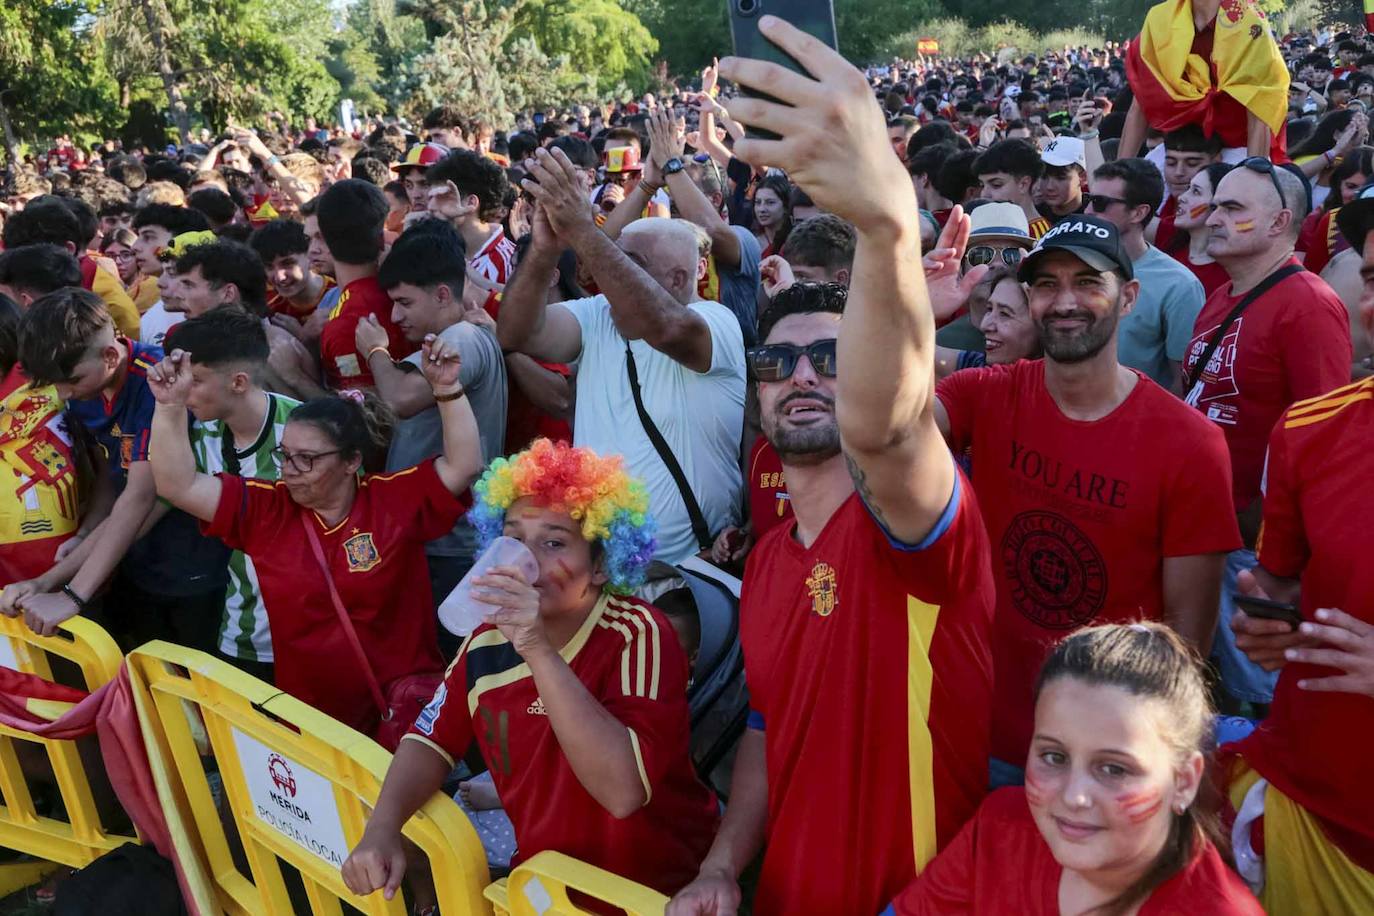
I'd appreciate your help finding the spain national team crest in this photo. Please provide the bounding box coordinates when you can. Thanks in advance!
[343,530,380,572]
[805,561,839,617]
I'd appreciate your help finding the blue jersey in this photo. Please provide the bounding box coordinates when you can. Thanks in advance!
[67,339,162,492]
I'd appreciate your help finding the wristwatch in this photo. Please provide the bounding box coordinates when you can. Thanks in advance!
[663,156,687,176]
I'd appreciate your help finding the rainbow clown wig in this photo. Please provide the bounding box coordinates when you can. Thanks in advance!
[468,439,657,593]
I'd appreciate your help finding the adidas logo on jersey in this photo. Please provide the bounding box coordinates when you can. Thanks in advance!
[527,697,547,716]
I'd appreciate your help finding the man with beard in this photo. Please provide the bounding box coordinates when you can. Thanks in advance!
[934,215,1240,785]
[669,18,997,914]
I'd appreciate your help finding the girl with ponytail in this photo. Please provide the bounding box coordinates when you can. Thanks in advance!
[889,623,1262,915]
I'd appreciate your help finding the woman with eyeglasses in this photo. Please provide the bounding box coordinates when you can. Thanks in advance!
[1166,162,1234,296]
[99,228,141,290]
[147,333,484,737]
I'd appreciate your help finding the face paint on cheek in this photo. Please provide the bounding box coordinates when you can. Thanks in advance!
[1024,770,1049,808]
[1115,788,1165,824]
[547,558,573,588]
[1234,220,1256,232]
[1189,204,1210,219]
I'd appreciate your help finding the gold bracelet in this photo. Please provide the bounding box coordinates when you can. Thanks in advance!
[433,387,466,402]
[365,345,390,362]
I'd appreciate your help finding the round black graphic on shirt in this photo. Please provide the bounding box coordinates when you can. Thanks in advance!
[1000,510,1107,629]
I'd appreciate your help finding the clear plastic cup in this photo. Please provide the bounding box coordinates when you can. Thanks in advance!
[438,536,541,636]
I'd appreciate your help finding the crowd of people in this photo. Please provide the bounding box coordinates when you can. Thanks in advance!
[2,2,1374,914]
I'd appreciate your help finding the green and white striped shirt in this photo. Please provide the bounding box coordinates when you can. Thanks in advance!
[188,392,301,662]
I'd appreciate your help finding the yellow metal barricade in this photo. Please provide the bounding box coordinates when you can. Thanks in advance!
[484,851,668,915]
[0,615,131,894]
[126,640,491,915]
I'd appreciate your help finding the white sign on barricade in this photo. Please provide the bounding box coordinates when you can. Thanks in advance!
[231,727,351,868]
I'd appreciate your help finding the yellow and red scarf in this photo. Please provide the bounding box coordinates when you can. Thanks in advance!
[1127,0,1288,156]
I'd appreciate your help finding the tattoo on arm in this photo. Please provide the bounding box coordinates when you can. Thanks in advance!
[844,452,890,530]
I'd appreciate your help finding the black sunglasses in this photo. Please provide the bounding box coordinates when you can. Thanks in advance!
[746,339,838,382]
[1239,157,1287,210]
[965,245,1024,267]
[1086,193,1129,212]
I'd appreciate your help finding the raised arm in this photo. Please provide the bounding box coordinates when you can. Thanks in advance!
[417,334,484,496]
[493,202,583,364]
[1118,98,1148,160]
[647,106,742,270]
[523,147,714,373]
[148,352,223,521]
[722,18,954,543]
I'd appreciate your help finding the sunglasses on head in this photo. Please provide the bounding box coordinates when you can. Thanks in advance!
[1239,157,1287,210]
[965,245,1024,267]
[745,339,838,382]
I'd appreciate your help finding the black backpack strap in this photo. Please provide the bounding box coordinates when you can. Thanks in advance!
[1185,264,1302,393]
[624,340,713,552]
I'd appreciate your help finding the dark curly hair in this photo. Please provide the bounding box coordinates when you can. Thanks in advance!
[425,149,510,222]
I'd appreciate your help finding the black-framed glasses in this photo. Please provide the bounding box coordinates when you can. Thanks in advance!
[1239,157,1287,210]
[270,446,341,473]
[1086,193,1129,212]
[965,245,1024,267]
[746,339,838,382]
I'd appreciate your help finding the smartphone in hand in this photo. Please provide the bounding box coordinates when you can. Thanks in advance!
[727,0,839,140]
[1233,593,1303,629]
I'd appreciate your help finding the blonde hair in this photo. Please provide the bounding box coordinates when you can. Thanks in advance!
[136,181,186,208]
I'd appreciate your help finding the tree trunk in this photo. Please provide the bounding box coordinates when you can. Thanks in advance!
[0,93,19,171]
[136,0,190,145]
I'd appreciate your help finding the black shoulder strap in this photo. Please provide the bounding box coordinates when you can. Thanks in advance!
[624,340,713,552]
[1185,264,1302,392]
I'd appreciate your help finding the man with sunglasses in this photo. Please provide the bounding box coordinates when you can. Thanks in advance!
[935,214,1239,786]
[936,201,1033,353]
[1085,158,1205,393]
[1183,157,1352,711]
[670,20,996,916]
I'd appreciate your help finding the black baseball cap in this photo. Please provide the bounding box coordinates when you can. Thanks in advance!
[1017,215,1134,282]
[1337,181,1374,253]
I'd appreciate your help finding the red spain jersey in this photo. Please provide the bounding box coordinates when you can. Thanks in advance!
[746,436,792,540]
[405,593,718,894]
[1182,261,1351,511]
[938,360,1240,763]
[267,276,336,321]
[319,276,410,389]
[204,460,464,732]
[887,787,1263,915]
[740,470,995,916]
[1227,378,1374,871]
[469,228,517,288]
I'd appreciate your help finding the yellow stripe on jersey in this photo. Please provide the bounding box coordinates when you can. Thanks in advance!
[362,465,419,485]
[627,728,652,805]
[1284,391,1373,430]
[907,595,942,872]
[401,732,455,768]
[1286,378,1374,416]
[245,479,280,492]
[600,598,663,700]
[467,592,609,715]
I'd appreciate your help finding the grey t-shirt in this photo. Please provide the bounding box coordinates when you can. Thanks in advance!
[385,321,507,559]
[1117,245,1206,389]
[716,225,763,347]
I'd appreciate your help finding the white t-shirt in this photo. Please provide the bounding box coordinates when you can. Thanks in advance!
[563,294,745,564]
[139,300,182,348]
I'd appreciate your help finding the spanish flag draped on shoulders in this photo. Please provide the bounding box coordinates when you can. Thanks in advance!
[1126,0,1289,161]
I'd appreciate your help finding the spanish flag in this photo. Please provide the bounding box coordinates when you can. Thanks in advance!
[1126,0,1289,161]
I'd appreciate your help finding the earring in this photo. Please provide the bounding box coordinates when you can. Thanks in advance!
[1174,802,1188,815]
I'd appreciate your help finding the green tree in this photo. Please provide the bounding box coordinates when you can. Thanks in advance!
[515,0,659,95]
[0,1,120,162]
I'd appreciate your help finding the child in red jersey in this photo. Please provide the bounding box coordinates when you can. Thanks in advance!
[342,440,717,909]
[889,623,1262,916]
